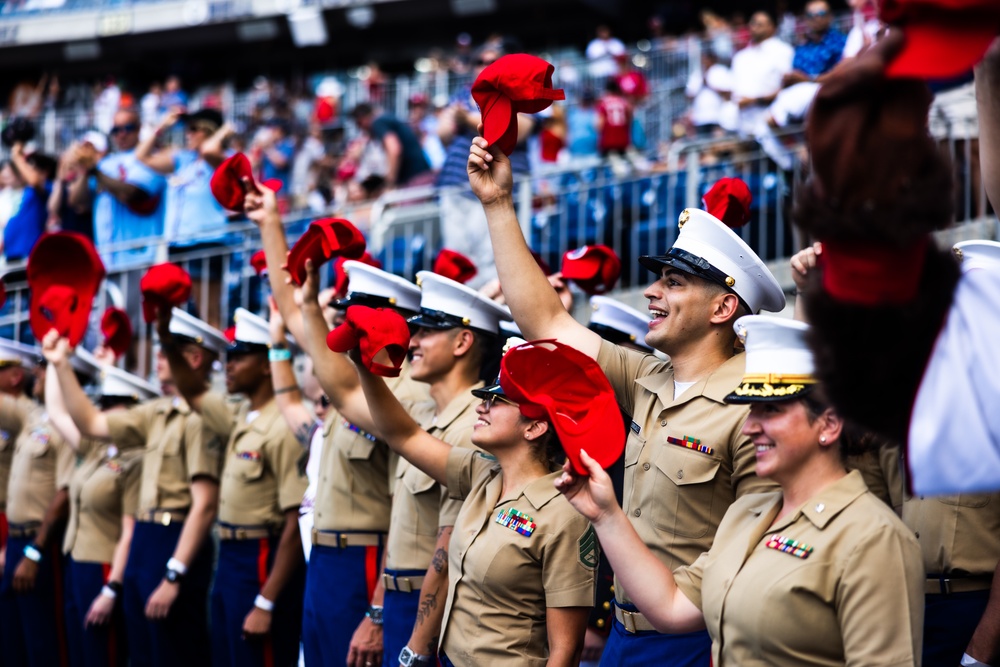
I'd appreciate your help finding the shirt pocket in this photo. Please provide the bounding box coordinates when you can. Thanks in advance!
[937,493,991,508]
[231,450,266,483]
[346,433,377,461]
[651,444,721,537]
[27,428,53,458]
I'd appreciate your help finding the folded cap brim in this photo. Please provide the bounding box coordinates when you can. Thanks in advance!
[886,19,998,79]
[479,92,516,156]
[326,322,360,353]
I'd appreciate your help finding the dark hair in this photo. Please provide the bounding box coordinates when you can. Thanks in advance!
[604,78,622,95]
[526,419,566,470]
[99,395,140,410]
[473,331,504,384]
[350,103,374,121]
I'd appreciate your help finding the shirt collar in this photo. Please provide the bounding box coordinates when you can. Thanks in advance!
[778,470,869,531]
[634,352,746,407]
[522,471,561,511]
[432,381,485,432]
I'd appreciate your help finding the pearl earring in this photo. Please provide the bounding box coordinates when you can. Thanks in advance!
[819,436,827,444]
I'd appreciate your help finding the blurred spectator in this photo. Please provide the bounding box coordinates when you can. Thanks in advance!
[160,75,189,113]
[291,122,328,205]
[252,118,296,198]
[408,93,446,171]
[46,130,107,239]
[92,77,121,135]
[566,88,599,159]
[700,10,734,62]
[350,102,433,188]
[0,161,24,236]
[783,1,846,85]
[614,54,649,107]
[140,82,162,138]
[3,143,54,261]
[596,78,633,176]
[364,62,388,106]
[843,0,882,59]
[313,77,343,127]
[69,107,166,267]
[586,25,626,78]
[449,32,474,74]
[686,50,734,136]
[538,107,566,164]
[730,12,751,50]
[730,10,793,137]
[436,43,534,286]
[8,74,47,119]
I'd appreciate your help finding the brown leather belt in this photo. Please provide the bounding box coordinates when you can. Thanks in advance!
[217,525,279,541]
[382,573,425,593]
[311,529,384,549]
[925,574,993,595]
[136,509,188,526]
[614,604,657,634]
[6,522,40,539]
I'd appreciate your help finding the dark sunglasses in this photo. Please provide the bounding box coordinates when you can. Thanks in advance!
[319,395,331,409]
[806,9,829,17]
[110,123,139,135]
[482,394,517,411]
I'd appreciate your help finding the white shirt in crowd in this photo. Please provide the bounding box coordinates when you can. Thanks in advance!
[686,63,734,128]
[586,36,626,77]
[730,36,794,136]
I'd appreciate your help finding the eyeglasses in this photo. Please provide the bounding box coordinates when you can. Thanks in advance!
[482,394,517,411]
[186,124,216,134]
[109,123,139,135]
[319,395,331,409]
[805,9,829,17]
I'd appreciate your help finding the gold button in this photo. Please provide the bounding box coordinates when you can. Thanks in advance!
[603,601,611,610]
[596,619,606,629]
[725,276,736,287]
[610,585,615,593]
[642,463,650,471]
[660,420,666,427]
[633,509,641,517]
[677,470,684,479]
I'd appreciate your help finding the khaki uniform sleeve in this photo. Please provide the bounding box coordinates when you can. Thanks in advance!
[199,391,237,442]
[270,427,308,512]
[55,439,75,490]
[596,339,661,417]
[447,447,484,501]
[542,514,598,608]
[184,411,222,482]
[438,487,464,528]
[673,550,708,611]
[0,394,26,435]
[106,402,157,451]
[837,526,924,666]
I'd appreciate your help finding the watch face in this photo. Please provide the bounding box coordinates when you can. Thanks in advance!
[165,569,180,583]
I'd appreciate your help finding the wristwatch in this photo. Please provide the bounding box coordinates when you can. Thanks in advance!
[365,604,384,626]
[399,646,432,666]
[164,567,184,584]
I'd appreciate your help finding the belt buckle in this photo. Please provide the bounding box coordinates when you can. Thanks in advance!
[941,578,952,595]
[620,609,637,634]
[236,528,247,540]
[160,511,171,527]
[398,577,412,593]
[338,533,349,548]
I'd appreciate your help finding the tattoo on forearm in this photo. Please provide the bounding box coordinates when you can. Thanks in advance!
[293,422,312,446]
[431,548,447,574]
[415,591,438,626]
[426,637,438,655]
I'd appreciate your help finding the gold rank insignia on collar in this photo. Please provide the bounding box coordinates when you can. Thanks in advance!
[495,507,536,537]
[766,535,814,559]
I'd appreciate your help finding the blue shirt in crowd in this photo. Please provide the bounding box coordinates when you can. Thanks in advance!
[792,28,847,79]
[262,137,295,186]
[165,149,230,248]
[3,181,50,261]
[93,149,166,268]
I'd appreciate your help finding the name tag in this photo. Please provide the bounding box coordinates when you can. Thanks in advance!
[629,421,641,435]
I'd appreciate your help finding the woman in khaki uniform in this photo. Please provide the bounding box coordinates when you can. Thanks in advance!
[353,336,606,667]
[48,356,158,667]
[557,316,925,666]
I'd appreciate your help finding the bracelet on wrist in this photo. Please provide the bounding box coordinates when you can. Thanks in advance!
[254,594,275,612]
[274,385,300,395]
[100,585,118,600]
[962,654,992,667]
[22,544,43,563]
[166,557,188,575]
[105,580,124,595]
[268,348,292,363]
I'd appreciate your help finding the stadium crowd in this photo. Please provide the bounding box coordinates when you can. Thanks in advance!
[0,4,1000,667]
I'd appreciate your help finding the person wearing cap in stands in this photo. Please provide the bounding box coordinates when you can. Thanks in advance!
[349,336,601,666]
[302,264,509,667]
[245,183,428,667]
[136,107,233,327]
[160,306,306,667]
[470,140,782,664]
[49,307,226,667]
[588,296,654,354]
[0,338,74,667]
[555,315,924,664]
[44,343,158,667]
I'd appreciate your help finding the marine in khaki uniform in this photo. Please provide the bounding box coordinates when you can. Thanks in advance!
[312,270,509,667]
[47,310,226,667]
[48,350,159,667]
[0,339,75,667]
[163,306,307,667]
[467,146,784,665]
[556,316,924,666]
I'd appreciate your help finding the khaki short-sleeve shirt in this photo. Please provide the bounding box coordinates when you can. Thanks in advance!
[106,396,221,513]
[596,340,774,604]
[385,387,480,571]
[313,368,429,533]
[0,425,15,512]
[207,395,307,526]
[441,449,597,666]
[674,471,923,666]
[63,446,142,563]
[4,397,74,525]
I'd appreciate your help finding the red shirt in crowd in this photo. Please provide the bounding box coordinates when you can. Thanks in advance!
[615,71,649,104]
[597,94,632,153]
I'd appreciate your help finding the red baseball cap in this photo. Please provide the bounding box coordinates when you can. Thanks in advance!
[561,244,621,295]
[333,252,382,298]
[472,54,566,155]
[497,339,624,475]
[27,232,106,346]
[325,305,411,377]
[210,153,254,211]
[882,0,1000,79]
[140,263,192,323]
[286,218,367,287]
[433,249,478,284]
[702,177,752,229]
[250,250,268,277]
[0,278,6,310]
[100,306,133,360]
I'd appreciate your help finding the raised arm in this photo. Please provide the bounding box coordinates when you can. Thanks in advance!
[467,136,602,357]
[135,111,179,175]
[354,358,450,485]
[44,362,81,450]
[42,331,110,440]
[268,296,318,446]
[554,450,704,633]
[976,38,1000,212]
[199,122,234,169]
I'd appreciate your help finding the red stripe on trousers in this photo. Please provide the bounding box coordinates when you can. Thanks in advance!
[102,563,117,667]
[50,543,69,667]
[364,545,378,601]
[0,512,7,549]
[257,539,274,667]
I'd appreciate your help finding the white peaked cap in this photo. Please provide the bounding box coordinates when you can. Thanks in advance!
[954,240,1000,273]
[339,261,422,313]
[727,314,816,402]
[0,339,41,368]
[588,296,653,351]
[411,271,512,335]
[169,308,229,354]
